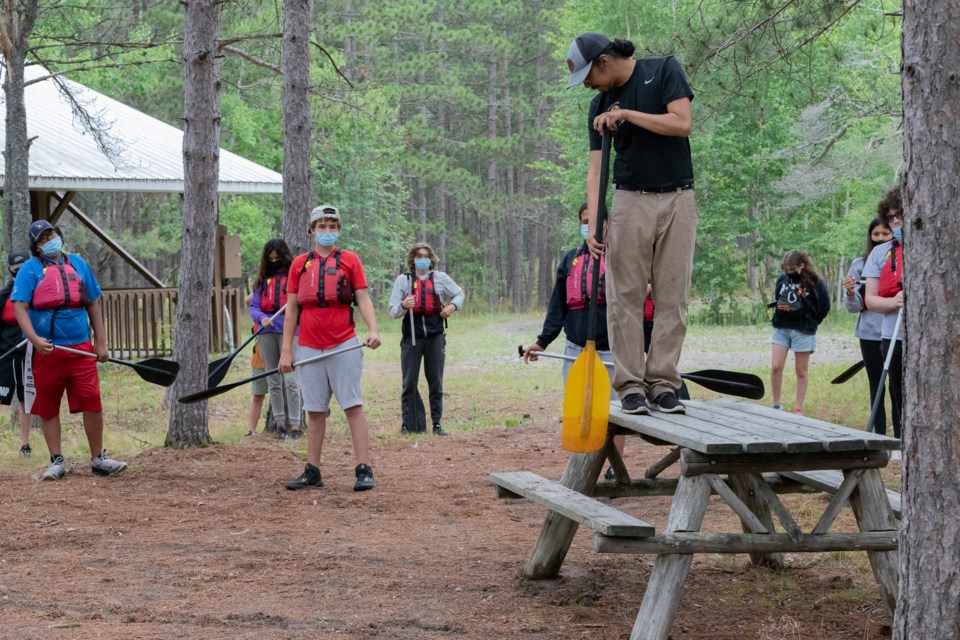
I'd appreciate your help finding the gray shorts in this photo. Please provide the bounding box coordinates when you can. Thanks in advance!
[296,337,364,413]
[771,327,817,353]
[251,367,267,396]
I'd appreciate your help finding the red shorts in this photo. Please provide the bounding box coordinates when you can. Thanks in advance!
[29,341,103,419]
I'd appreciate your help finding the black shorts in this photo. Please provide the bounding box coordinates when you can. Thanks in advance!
[0,355,25,405]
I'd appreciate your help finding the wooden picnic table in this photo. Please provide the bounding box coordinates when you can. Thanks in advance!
[491,398,901,640]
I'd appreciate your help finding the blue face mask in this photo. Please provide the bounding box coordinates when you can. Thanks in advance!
[414,257,431,271]
[892,227,902,242]
[41,236,63,257]
[315,231,339,247]
[581,224,589,240]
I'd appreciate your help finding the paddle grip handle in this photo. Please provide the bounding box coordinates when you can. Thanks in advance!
[586,129,612,342]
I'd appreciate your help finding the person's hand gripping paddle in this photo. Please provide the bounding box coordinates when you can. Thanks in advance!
[562,129,612,454]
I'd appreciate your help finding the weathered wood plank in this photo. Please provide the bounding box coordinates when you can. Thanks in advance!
[750,471,803,541]
[644,446,681,479]
[631,475,711,640]
[781,470,902,519]
[594,531,899,554]
[711,399,900,451]
[686,402,837,453]
[849,468,900,618]
[728,473,784,568]
[490,471,654,537]
[610,409,771,455]
[681,449,889,477]
[589,474,819,499]
[705,474,769,533]
[607,444,631,484]
[812,469,865,535]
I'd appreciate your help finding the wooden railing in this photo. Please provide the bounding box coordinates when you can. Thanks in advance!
[100,287,245,359]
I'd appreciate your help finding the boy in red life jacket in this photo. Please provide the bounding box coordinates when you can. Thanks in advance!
[11,220,127,481]
[1,250,34,455]
[863,187,905,439]
[279,205,381,492]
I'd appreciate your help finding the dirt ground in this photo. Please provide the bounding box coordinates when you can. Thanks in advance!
[0,415,896,640]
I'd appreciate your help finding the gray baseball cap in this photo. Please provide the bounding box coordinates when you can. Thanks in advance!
[565,33,611,88]
[309,204,340,224]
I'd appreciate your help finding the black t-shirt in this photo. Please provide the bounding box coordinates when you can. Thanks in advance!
[588,56,694,190]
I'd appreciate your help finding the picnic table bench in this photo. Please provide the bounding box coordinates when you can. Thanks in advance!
[491,398,901,640]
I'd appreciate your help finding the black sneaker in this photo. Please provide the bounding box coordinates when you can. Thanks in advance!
[400,425,411,435]
[19,443,31,456]
[620,393,650,415]
[287,428,303,440]
[354,464,376,491]
[603,467,616,481]
[654,391,686,414]
[274,424,287,440]
[432,424,449,436]
[285,463,323,490]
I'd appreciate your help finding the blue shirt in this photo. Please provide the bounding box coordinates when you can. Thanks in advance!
[11,253,103,345]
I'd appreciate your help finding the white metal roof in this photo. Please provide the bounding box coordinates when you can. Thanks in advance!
[0,64,283,194]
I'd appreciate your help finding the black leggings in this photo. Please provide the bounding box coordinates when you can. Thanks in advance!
[878,339,903,439]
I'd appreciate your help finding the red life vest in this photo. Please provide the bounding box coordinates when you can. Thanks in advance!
[297,249,354,309]
[1,296,15,325]
[30,255,89,311]
[412,273,442,315]
[877,240,903,298]
[565,248,605,310]
[259,274,288,313]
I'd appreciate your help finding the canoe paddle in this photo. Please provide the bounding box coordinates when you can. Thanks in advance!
[866,307,903,434]
[562,129,612,454]
[519,346,765,401]
[830,360,865,384]
[207,303,287,388]
[179,342,365,404]
[53,344,180,387]
[0,338,27,363]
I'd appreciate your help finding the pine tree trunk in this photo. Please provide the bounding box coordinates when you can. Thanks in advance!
[166,0,222,448]
[0,0,39,255]
[280,0,314,255]
[896,2,960,637]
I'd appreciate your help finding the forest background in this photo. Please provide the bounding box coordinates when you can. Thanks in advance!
[16,0,903,320]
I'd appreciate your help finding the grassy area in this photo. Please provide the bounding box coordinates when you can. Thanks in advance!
[1,312,893,468]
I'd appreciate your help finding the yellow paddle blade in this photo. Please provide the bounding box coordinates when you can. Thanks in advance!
[562,341,611,453]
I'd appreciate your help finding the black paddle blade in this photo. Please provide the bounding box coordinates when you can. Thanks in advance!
[112,357,180,387]
[207,355,234,388]
[831,360,865,385]
[180,367,275,404]
[681,369,765,400]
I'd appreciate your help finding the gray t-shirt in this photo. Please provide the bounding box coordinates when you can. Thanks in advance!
[844,256,883,341]
[861,241,902,341]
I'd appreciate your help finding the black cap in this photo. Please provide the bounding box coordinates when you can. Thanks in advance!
[565,33,611,88]
[28,219,56,245]
[7,250,29,273]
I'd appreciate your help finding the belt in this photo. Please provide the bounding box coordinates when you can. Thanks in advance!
[617,183,694,194]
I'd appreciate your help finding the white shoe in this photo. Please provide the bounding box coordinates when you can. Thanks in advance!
[891,450,902,461]
[91,450,128,476]
[42,455,66,481]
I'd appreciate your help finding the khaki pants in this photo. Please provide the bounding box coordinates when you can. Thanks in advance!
[606,188,697,400]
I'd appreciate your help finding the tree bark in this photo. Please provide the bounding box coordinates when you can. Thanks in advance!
[0,0,39,256]
[166,0,222,448]
[280,0,314,255]
[896,2,960,637]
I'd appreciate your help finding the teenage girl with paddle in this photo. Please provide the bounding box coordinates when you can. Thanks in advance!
[842,218,896,436]
[249,239,302,438]
[11,220,127,481]
[769,251,831,415]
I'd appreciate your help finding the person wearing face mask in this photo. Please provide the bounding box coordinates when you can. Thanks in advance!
[0,250,34,456]
[565,33,697,416]
[863,187,905,439]
[769,250,831,415]
[279,205,381,492]
[388,242,464,436]
[842,218,897,437]
[11,220,127,481]
[248,238,302,438]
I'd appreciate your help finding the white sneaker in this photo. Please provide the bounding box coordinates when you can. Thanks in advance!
[891,450,902,461]
[42,455,66,481]
[91,450,128,476]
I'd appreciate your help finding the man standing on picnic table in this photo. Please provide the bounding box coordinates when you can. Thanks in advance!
[566,32,697,415]
[12,220,127,481]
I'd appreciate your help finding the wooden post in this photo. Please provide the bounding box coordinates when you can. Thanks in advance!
[631,474,711,640]
[849,468,899,618]
[728,473,784,568]
[522,434,610,579]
